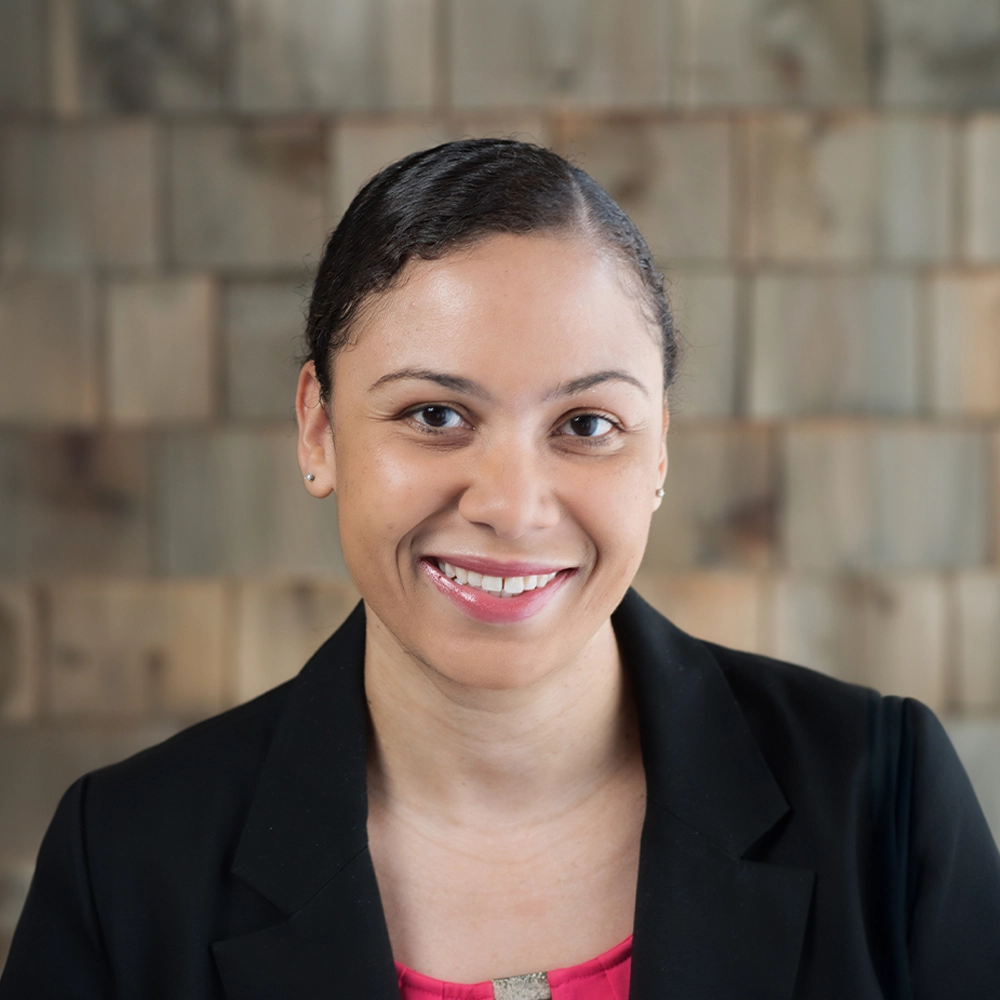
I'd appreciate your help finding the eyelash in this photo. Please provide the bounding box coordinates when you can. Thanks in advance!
[402,405,622,444]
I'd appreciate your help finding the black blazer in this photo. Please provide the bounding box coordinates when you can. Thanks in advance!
[2,589,999,999]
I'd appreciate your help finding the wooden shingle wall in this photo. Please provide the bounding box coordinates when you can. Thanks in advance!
[3,0,1000,967]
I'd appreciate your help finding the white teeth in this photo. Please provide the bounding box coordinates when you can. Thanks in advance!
[435,561,561,596]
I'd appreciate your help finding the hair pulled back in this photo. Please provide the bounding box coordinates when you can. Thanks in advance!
[304,138,677,404]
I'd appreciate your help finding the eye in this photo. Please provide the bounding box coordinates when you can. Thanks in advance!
[561,413,616,438]
[409,405,467,430]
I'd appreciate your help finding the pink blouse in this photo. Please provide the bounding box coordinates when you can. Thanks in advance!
[395,934,632,1000]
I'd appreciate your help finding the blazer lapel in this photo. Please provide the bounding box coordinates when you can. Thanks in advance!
[211,602,399,1000]
[613,590,815,1000]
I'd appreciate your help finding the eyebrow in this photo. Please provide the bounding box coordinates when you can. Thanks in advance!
[368,368,649,400]
[369,368,488,397]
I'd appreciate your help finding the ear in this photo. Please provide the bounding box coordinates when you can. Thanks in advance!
[295,361,336,497]
[653,399,669,512]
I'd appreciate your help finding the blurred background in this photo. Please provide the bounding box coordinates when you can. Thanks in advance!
[2,0,1000,969]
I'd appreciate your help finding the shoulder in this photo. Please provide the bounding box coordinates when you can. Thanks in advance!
[617,588,882,793]
[82,678,296,844]
[699,639,993,851]
[702,640,879,791]
[705,640,875,731]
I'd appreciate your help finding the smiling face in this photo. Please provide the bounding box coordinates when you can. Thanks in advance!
[296,233,668,690]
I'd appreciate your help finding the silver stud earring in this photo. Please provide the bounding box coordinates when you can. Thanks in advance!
[655,487,665,498]
[305,474,315,482]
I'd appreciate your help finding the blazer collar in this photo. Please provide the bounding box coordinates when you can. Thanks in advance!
[213,601,401,999]
[213,589,813,1000]
[616,589,814,999]
[228,599,370,915]
[616,587,788,856]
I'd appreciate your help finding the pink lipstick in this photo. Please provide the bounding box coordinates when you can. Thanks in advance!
[420,556,573,624]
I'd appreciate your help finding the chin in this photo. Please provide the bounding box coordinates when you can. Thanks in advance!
[407,622,559,690]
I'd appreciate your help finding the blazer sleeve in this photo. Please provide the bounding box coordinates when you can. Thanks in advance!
[904,700,1000,999]
[0,775,112,999]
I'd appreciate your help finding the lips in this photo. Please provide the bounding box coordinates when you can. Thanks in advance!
[420,556,574,624]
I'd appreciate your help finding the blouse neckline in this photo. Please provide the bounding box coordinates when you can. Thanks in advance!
[395,933,633,999]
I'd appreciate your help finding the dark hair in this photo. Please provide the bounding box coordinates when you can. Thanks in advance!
[303,138,678,404]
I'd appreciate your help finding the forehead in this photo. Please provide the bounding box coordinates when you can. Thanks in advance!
[340,234,660,395]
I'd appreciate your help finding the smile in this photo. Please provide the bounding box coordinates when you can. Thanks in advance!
[434,559,560,598]
[420,557,573,624]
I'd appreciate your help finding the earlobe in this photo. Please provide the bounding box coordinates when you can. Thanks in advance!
[295,361,337,496]
[653,403,669,510]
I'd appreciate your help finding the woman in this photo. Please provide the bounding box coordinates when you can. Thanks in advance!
[2,139,998,1000]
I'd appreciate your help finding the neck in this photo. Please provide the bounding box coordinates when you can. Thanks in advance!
[364,611,638,827]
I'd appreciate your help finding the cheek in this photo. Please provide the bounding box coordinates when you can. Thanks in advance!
[568,458,656,559]
[335,438,456,565]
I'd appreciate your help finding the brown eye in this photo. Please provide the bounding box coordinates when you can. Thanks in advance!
[566,414,613,438]
[412,406,464,429]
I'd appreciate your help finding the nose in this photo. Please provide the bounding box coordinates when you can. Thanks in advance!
[457,433,560,540]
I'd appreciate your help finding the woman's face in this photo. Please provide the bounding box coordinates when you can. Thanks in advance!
[297,233,668,690]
